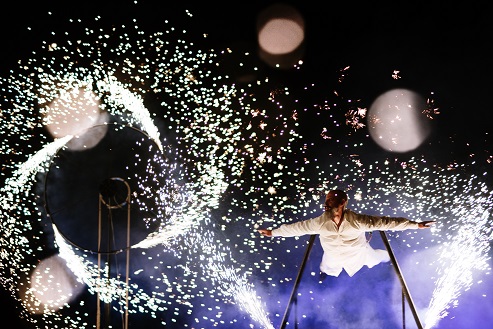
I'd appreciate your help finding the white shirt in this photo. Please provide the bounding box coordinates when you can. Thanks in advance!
[271,208,420,277]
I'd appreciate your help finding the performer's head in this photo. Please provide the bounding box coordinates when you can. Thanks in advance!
[325,189,348,211]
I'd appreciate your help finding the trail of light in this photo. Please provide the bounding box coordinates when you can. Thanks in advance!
[203,233,274,329]
[55,225,171,312]
[1,136,71,207]
[0,10,277,328]
[135,167,229,248]
[96,73,163,152]
[53,75,274,327]
[423,197,492,329]
[0,136,70,291]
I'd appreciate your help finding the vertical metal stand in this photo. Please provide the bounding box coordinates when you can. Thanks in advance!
[279,235,316,329]
[278,232,424,329]
[379,231,423,329]
[96,177,131,329]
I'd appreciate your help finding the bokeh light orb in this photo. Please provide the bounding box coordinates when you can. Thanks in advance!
[367,88,431,153]
[21,254,84,314]
[41,86,107,150]
[257,3,305,55]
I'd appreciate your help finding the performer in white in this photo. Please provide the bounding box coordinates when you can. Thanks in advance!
[258,189,435,278]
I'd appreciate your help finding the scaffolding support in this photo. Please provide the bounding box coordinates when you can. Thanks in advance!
[278,232,424,329]
[97,177,131,329]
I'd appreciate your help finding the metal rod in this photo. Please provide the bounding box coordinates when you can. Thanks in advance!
[402,289,406,329]
[379,231,423,329]
[105,210,112,328]
[124,186,131,329]
[97,177,132,329]
[97,196,102,329]
[279,234,316,329]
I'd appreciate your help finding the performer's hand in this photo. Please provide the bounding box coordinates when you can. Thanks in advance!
[258,229,273,237]
[418,220,435,229]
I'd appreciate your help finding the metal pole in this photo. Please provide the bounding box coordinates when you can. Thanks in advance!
[105,211,112,328]
[402,289,406,329]
[379,231,423,329]
[97,196,102,329]
[97,177,132,329]
[279,234,316,329]
[124,188,131,329]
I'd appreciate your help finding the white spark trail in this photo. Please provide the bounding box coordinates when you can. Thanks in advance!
[1,136,71,206]
[2,4,492,329]
[424,202,492,329]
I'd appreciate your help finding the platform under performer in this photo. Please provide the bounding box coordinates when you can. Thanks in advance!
[258,189,435,279]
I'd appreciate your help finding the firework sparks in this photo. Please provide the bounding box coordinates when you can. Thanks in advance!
[1,3,492,329]
[0,10,276,328]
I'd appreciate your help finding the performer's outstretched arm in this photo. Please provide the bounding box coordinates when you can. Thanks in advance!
[418,220,435,228]
[258,229,272,237]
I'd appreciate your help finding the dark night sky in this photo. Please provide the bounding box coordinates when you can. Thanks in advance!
[1,2,491,141]
[1,1,492,329]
